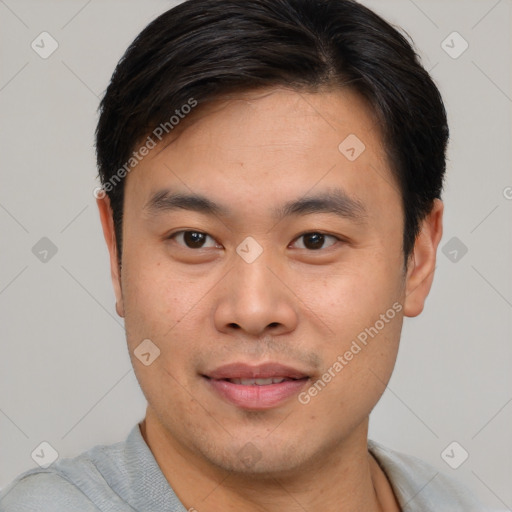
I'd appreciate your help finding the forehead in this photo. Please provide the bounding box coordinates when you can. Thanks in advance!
[158,87,384,158]
[124,87,400,222]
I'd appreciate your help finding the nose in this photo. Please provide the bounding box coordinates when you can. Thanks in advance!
[213,243,299,338]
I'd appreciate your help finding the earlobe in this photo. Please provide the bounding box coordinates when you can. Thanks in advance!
[96,195,125,318]
[403,199,444,317]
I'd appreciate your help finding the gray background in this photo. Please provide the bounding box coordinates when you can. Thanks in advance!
[0,0,511,509]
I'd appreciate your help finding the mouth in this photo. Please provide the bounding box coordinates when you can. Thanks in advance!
[202,362,310,410]
[220,377,299,385]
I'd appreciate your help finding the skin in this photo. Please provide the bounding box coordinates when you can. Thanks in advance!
[98,87,443,511]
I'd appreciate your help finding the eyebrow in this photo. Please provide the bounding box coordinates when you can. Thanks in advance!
[144,188,367,223]
[274,189,367,223]
[144,189,230,218]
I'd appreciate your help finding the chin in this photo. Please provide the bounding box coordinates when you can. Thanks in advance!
[196,434,315,477]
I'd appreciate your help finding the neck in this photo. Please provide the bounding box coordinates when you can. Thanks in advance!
[140,410,399,512]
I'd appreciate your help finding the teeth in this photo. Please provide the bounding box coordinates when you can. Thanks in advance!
[269,377,287,384]
[229,377,289,385]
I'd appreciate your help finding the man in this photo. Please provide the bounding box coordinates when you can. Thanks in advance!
[0,0,486,510]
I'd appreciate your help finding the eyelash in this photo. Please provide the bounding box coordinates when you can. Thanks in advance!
[167,230,343,251]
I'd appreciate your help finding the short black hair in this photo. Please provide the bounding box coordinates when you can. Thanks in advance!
[96,0,449,264]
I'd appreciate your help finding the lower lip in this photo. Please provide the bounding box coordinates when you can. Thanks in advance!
[205,377,309,410]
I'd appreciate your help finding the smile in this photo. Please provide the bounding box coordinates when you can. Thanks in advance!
[224,377,295,385]
[203,362,310,410]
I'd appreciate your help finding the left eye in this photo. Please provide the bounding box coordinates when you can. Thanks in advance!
[291,232,339,250]
[170,231,220,249]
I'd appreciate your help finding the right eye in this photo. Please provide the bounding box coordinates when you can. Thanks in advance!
[168,230,221,249]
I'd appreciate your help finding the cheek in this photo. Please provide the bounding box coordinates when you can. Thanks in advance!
[292,257,402,339]
[121,246,205,331]
[121,256,205,404]
[120,249,223,393]
[300,308,402,427]
[294,254,404,397]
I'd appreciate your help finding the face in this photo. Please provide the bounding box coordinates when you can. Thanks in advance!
[99,87,442,477]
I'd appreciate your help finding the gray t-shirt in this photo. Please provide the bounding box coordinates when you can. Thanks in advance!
[0,423,486,511]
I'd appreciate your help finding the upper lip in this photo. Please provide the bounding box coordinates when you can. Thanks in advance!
[205,362,309,380]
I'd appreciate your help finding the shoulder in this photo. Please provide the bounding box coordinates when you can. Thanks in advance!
[368,440,488,512]
[0,433,136,512]
[0,471,98,512]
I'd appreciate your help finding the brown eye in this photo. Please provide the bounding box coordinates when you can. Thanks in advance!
[303,233,325,250]
[171,231,219,249]
[293,232,338,250]
[183,231,206,248]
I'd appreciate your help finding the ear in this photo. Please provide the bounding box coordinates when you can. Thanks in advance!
[403,199,444,317]
[97,194,125,318]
